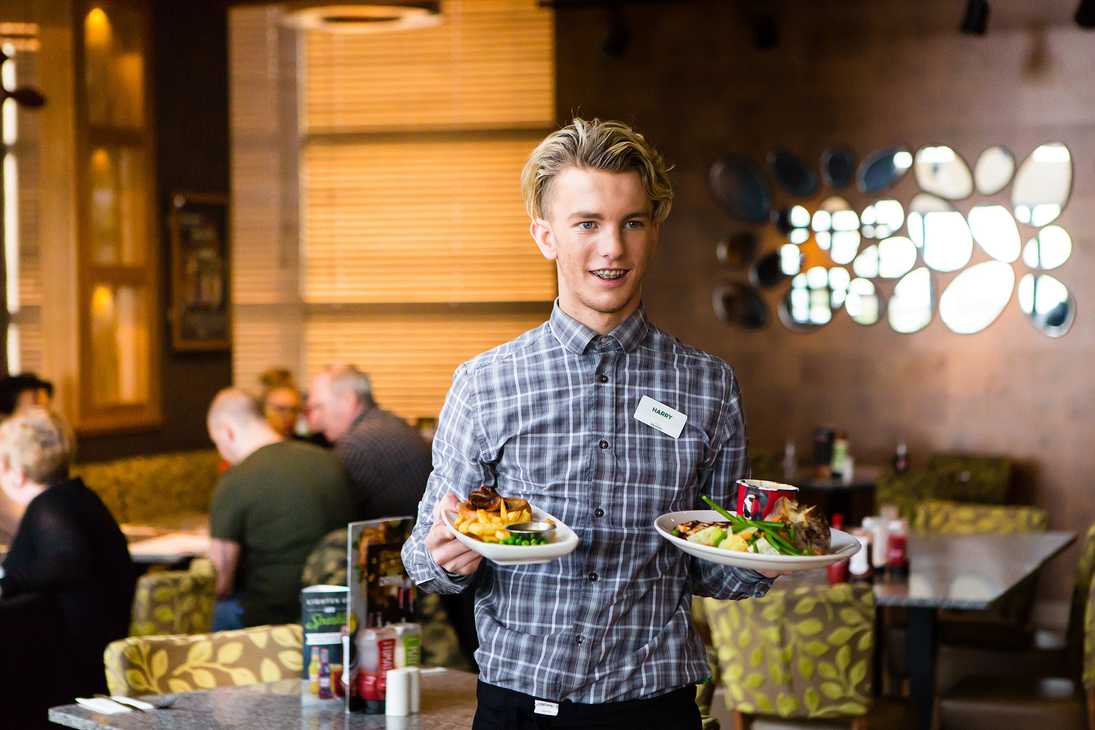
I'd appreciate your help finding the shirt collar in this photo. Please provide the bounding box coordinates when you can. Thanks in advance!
[549,300,649,355]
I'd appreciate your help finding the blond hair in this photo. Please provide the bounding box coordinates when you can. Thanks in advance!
[0,407,75,485]
[521,117,674,224]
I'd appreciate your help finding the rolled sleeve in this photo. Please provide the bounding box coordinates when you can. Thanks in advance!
[691,368,775,599]
[402,364,495,595]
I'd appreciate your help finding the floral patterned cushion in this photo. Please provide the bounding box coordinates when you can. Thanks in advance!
[926,454,1011,504]
[301,528,348,587]
[1069,522,1095,679]
[104,624,303,696]
[913,499,1048,535]
[74,450,222,524]
[704,583,874,720]
[1084,576,1095,688]
[130,560,216,636]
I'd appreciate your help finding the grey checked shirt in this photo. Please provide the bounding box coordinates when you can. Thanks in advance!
[402,302,773,703]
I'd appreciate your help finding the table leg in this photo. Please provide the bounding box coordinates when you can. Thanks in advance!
[906,606,937,730]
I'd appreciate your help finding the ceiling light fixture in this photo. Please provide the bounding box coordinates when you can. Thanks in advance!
[282,2,441,34]
[960,0,989,35]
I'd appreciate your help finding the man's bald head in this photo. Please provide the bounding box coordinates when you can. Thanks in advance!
[207,388,280,465]
[208,388,264,429]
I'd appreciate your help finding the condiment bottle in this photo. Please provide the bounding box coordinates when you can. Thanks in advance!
[893,441,909,473]
[886,518,909,575]
[848,527,873,582]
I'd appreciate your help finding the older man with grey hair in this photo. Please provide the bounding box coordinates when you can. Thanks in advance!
[307,365,432,521]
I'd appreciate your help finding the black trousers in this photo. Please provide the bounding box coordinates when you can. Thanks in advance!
[472,679,701,730]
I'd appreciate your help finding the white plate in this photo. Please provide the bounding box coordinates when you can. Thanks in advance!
[442,504,579,565]
[654,510,861,573]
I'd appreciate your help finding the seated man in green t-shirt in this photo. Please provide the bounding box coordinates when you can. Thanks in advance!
[206,388,352,629]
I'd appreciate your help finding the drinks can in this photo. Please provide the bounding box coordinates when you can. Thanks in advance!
[734,479,799,520]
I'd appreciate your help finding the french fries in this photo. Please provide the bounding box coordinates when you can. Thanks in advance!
[453,506,534,543]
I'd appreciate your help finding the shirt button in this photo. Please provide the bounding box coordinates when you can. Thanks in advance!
[596,374,608,384]
[598,439,609,450]
[594,508,605,518]
[588,572,599,582]
[576,635,584,646]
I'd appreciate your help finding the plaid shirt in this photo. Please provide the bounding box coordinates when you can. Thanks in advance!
[402,302,773,703]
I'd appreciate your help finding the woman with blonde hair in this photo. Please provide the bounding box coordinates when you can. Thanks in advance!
[0,408,134,699]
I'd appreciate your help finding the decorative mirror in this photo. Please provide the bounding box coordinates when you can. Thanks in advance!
[857,146,912,193]
[907,193,972,272]
[715,232,759,268]
[780,268,833,331]
[811,196,859,254]
[768,149,819,198]
[968,205,1021,262]
[1022,225,1071,270]
[887,267,933,334]
[877,236,917,279]
[750,250,788,289]
[779,244,802,276]
[914,145,974,199]
[1018,273,1074,337]
[709,155,771,223]
[939,261,1014,334]
[860,199,904,239]
[1012,143,1072,226]
[974,146,1015,195]
[713,282,768,329]
[821,147,855,189]
[845,278,882,326]
[828,267,851,309]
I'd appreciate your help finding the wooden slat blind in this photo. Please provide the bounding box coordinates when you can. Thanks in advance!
[231,1,556,415]
[305,306,550,421]
[302,136,556,303]
[303,0,554,133]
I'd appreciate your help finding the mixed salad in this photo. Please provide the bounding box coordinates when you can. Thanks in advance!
[671,495,831,556]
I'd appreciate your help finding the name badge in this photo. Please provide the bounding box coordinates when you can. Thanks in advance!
[534,700,560,716]
[634,395,687,439]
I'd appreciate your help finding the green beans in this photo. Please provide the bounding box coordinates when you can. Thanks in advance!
[700,495,804,556]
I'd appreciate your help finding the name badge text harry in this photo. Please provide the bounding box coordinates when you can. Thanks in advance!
[634,395,687,439]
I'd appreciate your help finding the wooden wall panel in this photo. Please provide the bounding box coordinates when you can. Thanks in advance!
[555,0,1095,602]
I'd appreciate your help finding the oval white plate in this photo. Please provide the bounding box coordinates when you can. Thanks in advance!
[442,504,579,565]
[655,510,860,572]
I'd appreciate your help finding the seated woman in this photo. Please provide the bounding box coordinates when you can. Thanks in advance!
[0,408,135,698]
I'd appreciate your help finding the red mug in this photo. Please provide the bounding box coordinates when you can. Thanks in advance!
[734,479,799,520]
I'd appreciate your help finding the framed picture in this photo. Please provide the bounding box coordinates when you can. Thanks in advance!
[169,192,230,351]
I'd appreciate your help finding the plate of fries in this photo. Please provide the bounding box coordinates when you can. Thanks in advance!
[441,486,579,565]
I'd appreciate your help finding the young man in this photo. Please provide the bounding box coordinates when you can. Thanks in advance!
[402,119,775,728]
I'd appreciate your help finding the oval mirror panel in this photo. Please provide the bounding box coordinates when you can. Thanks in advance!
[713,282,768,329]
[939,261,1015,334]
[821,147,855,189]
[914,145,974,199]
[907,193,972,272]
[750,251,787,289]
[860,199,904,239]
[877,236,917,279]
[780,269,833,332]
[968,205,1021,263]
[768,149,819,198]
[888,267,933,334]
[845,278,882,326]
[709,155,772,223]
[974,146,1015,195]
[1022,225,1071,270]
[857,146,912,193]
[853,245,879,279]
[715,232,759,268]
[1012,143,1072,227]
[1018,273,1074,337]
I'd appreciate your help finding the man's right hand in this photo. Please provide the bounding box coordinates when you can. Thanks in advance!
[425,492,483,577]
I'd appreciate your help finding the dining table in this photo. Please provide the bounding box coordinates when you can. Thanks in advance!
[49,669,479,729]
[788,530,1075,730]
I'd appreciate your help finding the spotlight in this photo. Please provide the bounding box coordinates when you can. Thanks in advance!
[960,0,989,35]
[1077,0,1095,28]
[751,13,778,50]
[601,6,630,58]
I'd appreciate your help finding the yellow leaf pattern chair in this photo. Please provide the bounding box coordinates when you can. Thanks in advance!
[129,559,216,636]
[912,499,1048,534]
[705,583,875,728]
[104,624,303,696]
